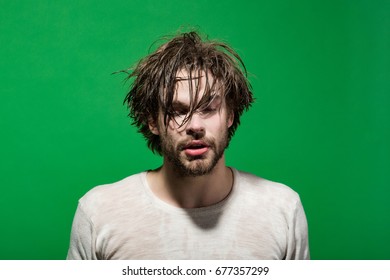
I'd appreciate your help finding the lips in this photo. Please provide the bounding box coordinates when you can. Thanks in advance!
[183,140,210,157]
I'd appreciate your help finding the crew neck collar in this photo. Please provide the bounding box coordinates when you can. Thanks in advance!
[140,167,239,216]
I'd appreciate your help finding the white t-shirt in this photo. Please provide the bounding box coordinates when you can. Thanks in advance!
[67,168,309,259]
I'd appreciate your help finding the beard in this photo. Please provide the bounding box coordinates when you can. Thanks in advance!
[160,130,229,177]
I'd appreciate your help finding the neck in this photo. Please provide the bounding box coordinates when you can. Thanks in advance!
[147,155,233,208]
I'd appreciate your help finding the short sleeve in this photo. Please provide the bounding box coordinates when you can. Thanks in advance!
[66,203,98,260]
[285,198,310,260]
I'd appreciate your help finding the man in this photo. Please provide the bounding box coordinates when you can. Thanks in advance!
[67,31,309,259]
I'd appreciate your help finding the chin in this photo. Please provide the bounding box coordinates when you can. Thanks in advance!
[178,157,217,177]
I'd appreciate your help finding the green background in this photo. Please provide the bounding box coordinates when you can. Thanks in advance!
[1,0,389,260]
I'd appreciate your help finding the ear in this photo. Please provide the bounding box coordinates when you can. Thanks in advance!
[227,111,234,128]
[148,118,160,135]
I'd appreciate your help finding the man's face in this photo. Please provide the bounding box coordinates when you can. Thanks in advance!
[150,71,233,177]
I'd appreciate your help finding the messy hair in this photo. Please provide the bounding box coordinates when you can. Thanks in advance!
[122,31,254,155]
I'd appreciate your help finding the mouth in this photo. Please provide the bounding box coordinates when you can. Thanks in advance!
[182,141,210,157]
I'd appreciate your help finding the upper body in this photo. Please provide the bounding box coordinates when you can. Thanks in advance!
[67,168,309,260]
[67,31,310,259]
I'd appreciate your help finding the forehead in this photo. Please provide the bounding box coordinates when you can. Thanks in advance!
[173,70,220,103]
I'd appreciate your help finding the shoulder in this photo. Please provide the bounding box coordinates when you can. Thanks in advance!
[78,172,147,217]
[233,168,301,208]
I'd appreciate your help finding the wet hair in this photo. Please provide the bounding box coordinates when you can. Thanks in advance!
[122,31,254,155]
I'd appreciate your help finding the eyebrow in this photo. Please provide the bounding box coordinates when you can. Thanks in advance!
[172,94,222,110]
[174,75,203,81]
[172,101,189,109]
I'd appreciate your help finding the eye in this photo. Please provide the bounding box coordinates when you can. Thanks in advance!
[199,95,222,115]
[199,105,217,115]
[204,106,216,113]
[171,103,189,116]
[174,108,188,116]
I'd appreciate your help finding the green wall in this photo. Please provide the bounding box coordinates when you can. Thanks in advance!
[1,0,389,259]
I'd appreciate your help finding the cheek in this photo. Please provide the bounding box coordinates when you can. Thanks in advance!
[167,118,187,133]
[167,120,179,131]
[210,115,230,133]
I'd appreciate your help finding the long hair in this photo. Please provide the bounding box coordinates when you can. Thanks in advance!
[122,31,254,155]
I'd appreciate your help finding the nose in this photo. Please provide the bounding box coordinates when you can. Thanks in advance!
[185,113,205,138]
